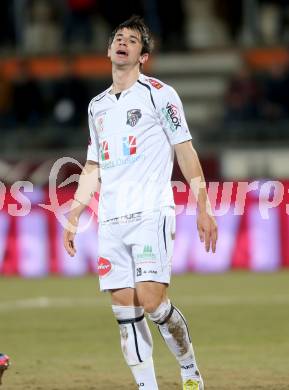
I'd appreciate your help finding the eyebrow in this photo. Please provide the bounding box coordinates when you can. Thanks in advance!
[115,32,140,42]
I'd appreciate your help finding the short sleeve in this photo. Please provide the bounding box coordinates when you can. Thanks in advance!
[155,85,192,145]
[86,104,99,162]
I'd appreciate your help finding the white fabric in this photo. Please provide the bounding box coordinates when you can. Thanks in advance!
[149,301,202,382]
[157,305,194,359]
[130,358,159,390]
[112,305,144,320]
[87,74,192,222]
[112,305,152,365]
[112,305,158,389]
[97,207,175,291]
[147,299,172,322]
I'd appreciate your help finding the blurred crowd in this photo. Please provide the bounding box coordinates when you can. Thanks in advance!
[0,59,107,131]
[0,0,188,53]
[1,0,289,54]
[225,61,289,123]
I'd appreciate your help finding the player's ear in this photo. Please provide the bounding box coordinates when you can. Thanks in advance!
[139,53,149,66]
[107,46,111,59]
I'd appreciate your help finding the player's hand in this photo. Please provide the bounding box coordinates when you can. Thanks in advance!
[197,211,218,253]
[63,215,79,257]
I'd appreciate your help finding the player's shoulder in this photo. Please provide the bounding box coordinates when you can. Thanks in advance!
[140,74,177,97]
[88,87,111,115]
[140,74,168,91]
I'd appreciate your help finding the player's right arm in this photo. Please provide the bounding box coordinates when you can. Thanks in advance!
[63,160,100,257]
[64,98,101,256]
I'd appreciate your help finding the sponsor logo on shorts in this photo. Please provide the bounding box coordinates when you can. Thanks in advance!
[97,257,112,277]
[137,245,156,260]
[108,212,142,224]
[126,109,142,127]
[148,78,163,89]
[100,140,110,161]
[122,136,137,156]
[136,268,158,277]
[162,102,181,132]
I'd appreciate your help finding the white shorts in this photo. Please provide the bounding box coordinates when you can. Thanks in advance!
[97,207,176,291]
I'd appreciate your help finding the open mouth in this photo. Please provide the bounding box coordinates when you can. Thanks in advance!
[116,50,128,57]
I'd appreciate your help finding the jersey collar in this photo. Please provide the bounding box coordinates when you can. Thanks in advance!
[107,74,145,100]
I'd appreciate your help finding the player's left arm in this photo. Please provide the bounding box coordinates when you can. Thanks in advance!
[174,141,218,253]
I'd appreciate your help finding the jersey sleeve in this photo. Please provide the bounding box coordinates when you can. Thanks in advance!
[155,85,192,145]
[86,103,99,162]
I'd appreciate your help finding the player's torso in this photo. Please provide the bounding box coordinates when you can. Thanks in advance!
[91,83,169,174]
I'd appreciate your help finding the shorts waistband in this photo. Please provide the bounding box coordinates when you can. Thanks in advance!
[101,212,143,225]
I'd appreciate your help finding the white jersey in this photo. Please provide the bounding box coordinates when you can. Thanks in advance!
[87,74,192,222]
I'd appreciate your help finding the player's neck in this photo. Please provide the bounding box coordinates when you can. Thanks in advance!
[111,66,141,94]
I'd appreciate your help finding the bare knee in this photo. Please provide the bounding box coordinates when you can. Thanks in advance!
[136,282,168,313]
[142,299,164,314]
[110,288,140,306]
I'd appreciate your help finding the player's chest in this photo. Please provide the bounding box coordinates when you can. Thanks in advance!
[93,98,156,140]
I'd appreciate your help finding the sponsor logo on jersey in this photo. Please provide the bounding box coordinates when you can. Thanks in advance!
[122,136,137,156]
[148,78,163,89]
[162,102,181,132]
[137,245,156,260]
[97,257,112,277]
[100,154,144,169]
[100,140,110,161]
[126,109,142,127]
[96,114,105,133]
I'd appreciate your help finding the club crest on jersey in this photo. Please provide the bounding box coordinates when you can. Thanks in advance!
[122,136,137,155]
[97,257,112,277]
[126,109,142,127]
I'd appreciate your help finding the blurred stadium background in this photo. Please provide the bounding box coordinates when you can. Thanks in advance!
[1,0,289,389]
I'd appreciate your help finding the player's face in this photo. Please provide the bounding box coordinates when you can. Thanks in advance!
[108,28,148,68]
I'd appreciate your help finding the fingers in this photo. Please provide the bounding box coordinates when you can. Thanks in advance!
[198,222,218,253]
[204,229,211,252]
[199,226,211,252]
[211,226,218,253]
[198,225,205,243]
[63,230,76,257]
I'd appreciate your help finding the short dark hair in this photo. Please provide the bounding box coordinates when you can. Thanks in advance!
[109,15,154,55]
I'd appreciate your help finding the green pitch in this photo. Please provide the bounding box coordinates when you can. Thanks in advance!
[1,272,289,389]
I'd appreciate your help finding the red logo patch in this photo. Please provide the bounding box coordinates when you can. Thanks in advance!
[97,257,112,277]
[148,78,163,89]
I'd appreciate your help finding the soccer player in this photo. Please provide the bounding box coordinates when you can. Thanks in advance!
[63,15,217,390]
[0,353,10,385]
